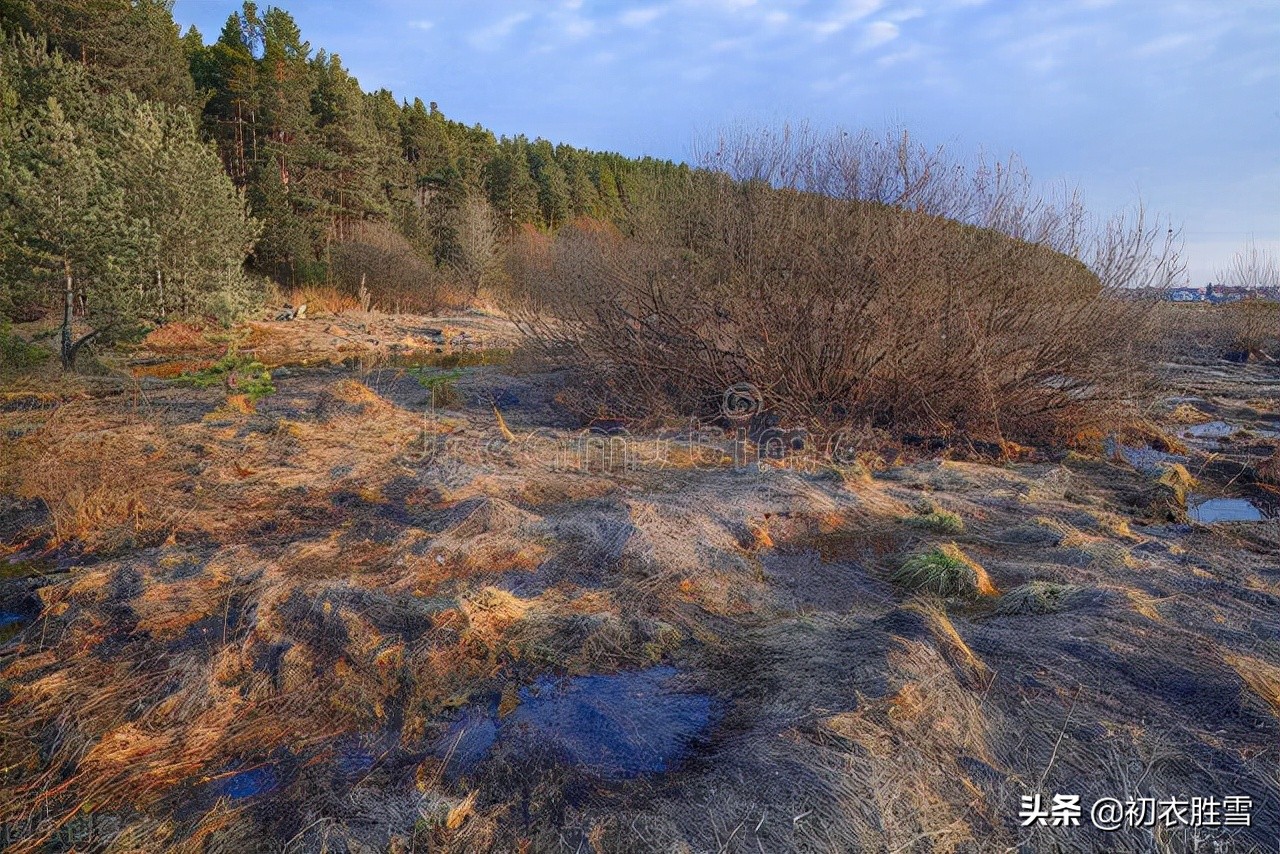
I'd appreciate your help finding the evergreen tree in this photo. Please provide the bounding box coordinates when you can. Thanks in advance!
[310,50,384,239]
[484,137,539,228]
[529,138,569,229]
[1,35,262,361]
[193,10,261,181]
[106,99,262,319]
[3,92,138,366]
[20,0,197,107]
[556,144,599,220]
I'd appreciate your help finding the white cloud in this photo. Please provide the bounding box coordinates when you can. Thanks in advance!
[1132,32,1196,57]
[468,12,532,50]
[813,0,884,39]
[858,20,900,50]
[620,6,666,27]
[876,43,923,67]
[407,19,433,32]
[886,7,925,23]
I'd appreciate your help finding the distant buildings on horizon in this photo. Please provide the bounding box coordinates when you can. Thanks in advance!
[1161,283,1280,303]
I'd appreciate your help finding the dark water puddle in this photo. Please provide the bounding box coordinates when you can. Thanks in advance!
[207,764,280,800]
[0,609,32,643]
[334,743,378,779]
[1188,496,1270,524]
[0,556,46,643]
[438,666,715,780]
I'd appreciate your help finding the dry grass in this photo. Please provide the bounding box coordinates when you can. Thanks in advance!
[1257,445,1280,486]
[1226,653,1280,717]
[286,285,363,315]
[141,321,219,354]
[813,637,995,852]
[4,320,1280,852]
[130,358,218,379]
[0,413,186,549]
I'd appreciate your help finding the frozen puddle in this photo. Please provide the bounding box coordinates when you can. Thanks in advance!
[1181,421,1278,440]
[1188,496,1268,524]
[1113,443,1188,475]
[440,666,715,779]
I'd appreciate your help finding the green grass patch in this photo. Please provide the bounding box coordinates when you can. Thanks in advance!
[903,506,965,534]
[175,353,276,402]
[409,366,464,409]
[995,581,1083,615]
[0,321,51,372]
[893,543,996,598]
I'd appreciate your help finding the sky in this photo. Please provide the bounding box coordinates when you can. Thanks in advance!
[171,0,1280,285]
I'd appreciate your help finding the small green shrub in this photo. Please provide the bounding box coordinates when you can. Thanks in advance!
[177,353,276,402]
[996,581,1083,615]
[893,543,996,598]
[904,504,965,534]
[410,366,463,409]
[202,272,270,327]
[0,320,51,371]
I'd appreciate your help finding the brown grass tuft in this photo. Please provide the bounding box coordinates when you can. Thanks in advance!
[1257,445,1280,486]
[2,414,185,548]
[142,321,214,354]
[286,285,363,315]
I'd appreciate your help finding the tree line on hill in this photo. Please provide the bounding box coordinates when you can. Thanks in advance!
[0,0,688,366]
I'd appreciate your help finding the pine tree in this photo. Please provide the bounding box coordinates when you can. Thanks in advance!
[484,137,539,228]
[194,10,261,182]
[4,93,137,366]
[529,138,569,229]
[310,50,384,241]
[555,144,599,220]
[22,0,197,107]
[106,98,262,319]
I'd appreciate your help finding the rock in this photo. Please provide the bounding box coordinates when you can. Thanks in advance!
[274,303,308,321]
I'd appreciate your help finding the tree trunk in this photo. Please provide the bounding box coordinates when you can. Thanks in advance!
[61,258,74,369]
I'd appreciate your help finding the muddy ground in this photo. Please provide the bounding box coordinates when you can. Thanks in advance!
[1,312,1279,853]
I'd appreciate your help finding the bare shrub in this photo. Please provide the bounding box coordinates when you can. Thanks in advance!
[1218,298,1279,358]
[507,126,1178,444]
[329,221,443,313]
[1154,299,1280,362]
[452,193,507,298]
[1213,239,1280,358]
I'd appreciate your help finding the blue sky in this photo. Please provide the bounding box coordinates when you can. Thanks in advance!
[172,0,1280,284]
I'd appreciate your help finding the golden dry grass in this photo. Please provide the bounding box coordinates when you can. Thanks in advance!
[286,285,362,315]
[1226,653,1280,717]
[1,413,186,548]
[140,322,217,354]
